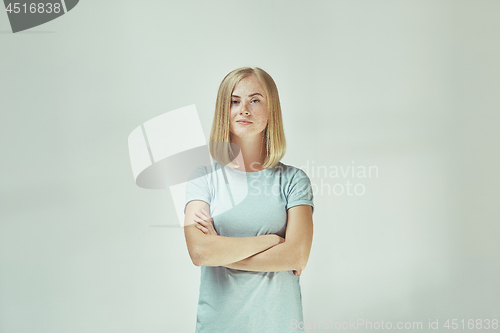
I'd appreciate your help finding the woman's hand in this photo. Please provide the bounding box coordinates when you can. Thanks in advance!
[194,208,217,236]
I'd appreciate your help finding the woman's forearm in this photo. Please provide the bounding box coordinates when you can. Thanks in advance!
[193,232,280,267]
[223,241,307,272]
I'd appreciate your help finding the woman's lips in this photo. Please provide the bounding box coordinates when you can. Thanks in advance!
[237,121,252,125]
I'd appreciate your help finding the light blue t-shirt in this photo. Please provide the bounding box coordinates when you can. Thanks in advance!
[184,161,314,333]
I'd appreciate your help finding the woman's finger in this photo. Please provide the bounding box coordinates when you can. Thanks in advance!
[197,221,211,230]
[198,209,210,217]
[196,223,208,233]
[194,217,206,224]
[194,215,209,223]
[194,210,207,219]
[201,208,210,217]
[198,211,212,222]
[194,212,216,235]
[194,211,206,219]
[195,212,214,226]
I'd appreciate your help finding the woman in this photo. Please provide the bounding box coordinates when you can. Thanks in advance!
[184,67,314,333]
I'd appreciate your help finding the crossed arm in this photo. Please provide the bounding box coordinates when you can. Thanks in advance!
[183,200,313,274]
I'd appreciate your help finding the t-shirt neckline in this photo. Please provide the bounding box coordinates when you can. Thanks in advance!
[218,161,278,176]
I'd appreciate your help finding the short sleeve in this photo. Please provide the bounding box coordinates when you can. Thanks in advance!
[286,169,314,214]
[184,166,212,214]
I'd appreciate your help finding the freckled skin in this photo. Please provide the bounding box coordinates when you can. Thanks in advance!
[229,75,269,139]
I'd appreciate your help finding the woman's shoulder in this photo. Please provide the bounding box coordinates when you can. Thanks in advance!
[275,161,309,179]
[189,161,224,173]
[186,162,220,182]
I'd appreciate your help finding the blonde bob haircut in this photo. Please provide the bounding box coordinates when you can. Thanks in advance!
[209,67,286,169]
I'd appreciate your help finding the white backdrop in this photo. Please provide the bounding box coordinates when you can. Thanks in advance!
[1,1,499,332]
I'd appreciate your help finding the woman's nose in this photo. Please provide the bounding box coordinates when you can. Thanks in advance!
[240,102,250,114]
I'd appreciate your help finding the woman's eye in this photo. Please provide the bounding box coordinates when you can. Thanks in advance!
[251,99,259,103]
[231,100,239,104]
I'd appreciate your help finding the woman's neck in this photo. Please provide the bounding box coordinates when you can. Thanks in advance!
[231,134,266,172]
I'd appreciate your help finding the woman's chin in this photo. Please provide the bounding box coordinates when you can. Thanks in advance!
[230,131,263,140]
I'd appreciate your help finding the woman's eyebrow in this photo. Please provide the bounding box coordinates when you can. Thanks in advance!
[231,93,264,98]
[249,93,264,97]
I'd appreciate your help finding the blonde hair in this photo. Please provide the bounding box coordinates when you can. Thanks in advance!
[209,67,286,169]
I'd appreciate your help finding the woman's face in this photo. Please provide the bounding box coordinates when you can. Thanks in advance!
[229,75,269,140]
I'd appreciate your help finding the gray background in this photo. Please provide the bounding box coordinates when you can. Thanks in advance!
[1,0,499,332]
